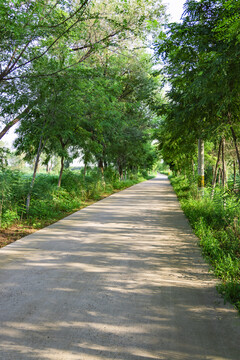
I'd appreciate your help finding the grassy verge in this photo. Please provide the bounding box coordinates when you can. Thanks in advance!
[0,168,153,248]
[170,175,240,312]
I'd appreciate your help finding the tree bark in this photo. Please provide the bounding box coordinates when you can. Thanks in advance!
[0,106,30,140]
[211,137,222,198]
[230,125,240,174]
[233,161,236,190]
[26,136,45,213]
[57,156,64,187]
[222,137,227,188]
[103,160,108,170]
[83,163,87,180]
[198,138,204,195]
[46,162,52,173]
[218,168,221,185]
[118,161,123,180]
[98,159,104,176]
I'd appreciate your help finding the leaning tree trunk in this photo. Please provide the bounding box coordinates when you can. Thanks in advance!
[222,137,227,189]
[57,156,64,187]
[218,168,222,185]
[211,137,222,199]
[0,106,30,140]
[198,138,204,196]
[233,161,236,190]
[26,136,44,213]
[230,125,240,174]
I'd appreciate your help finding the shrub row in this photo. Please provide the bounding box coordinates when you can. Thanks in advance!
[170,175,240,312]
[0,168,149,229]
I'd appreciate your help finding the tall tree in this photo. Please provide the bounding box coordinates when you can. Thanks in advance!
[0,0,165,139]
[154,0,240,178]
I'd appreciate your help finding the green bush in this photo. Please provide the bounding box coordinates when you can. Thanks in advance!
[0,167,148,229]
[2,209,19,228]
[170,174,240,312]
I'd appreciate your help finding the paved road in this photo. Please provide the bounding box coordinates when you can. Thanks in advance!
[0,175,240,360]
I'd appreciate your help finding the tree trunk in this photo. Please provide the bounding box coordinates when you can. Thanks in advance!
[222,137,227,188]
[98,159,104,176]
[83,163,87,180]
[0,191,3,228]
[57,156,64,187]
[118,162,123,180]
[26,136,44,213]
[103,157,108,170]
[198,138,204,195]
[211,137,222,198]
[46,162,51,173]
[230,125,240,174]
[233,161,236,191]
[0,107,30,140]
[218,168,221,185]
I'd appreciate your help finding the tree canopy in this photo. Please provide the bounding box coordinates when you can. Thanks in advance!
[154,0,240,175]
[0,0,165,140]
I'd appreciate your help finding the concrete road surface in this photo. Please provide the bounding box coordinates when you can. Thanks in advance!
[0,175,240,360]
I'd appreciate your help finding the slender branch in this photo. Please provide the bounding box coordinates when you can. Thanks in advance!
[71,29,122,51]
[47,0,90,28]
[4,48,94,80]
[45,0,62,17]
[4,27,126,81]
[222,137,226,189]
[0,106,31,140]
[1,3,90,80]
[211,137,222,199]
[0,38,35,81]
[5,48,18,73]
[1,0,57,78]
[11,18,83,73]
[228,112,240,174]
[4,39,34,77]
[230,125,240,174]
[26,135,47,213]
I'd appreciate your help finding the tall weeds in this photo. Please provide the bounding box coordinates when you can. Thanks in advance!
[170,175,240,312]
[0,168,149,229]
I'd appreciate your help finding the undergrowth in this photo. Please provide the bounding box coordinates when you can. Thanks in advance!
[170,175,240,313]
[0,167,151,231]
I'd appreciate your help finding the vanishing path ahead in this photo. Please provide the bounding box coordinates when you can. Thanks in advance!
[0,175,240,360]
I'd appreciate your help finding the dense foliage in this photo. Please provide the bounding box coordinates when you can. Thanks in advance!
[153,0,240,311]
[155,0,240,175]
[0,167,153,235]
[170,174,240,312]
[0,0,165,218]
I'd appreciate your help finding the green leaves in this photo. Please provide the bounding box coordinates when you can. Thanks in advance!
[13,49,162,177]
[154,0,240,173]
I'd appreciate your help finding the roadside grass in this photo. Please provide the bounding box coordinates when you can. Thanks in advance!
[170,175,240,313]
[0,168,153,247]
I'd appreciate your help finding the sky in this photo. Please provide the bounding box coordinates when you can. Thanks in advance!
[164,0,186,22]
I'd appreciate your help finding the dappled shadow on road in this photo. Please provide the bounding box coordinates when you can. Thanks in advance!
[0,177,240,359]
